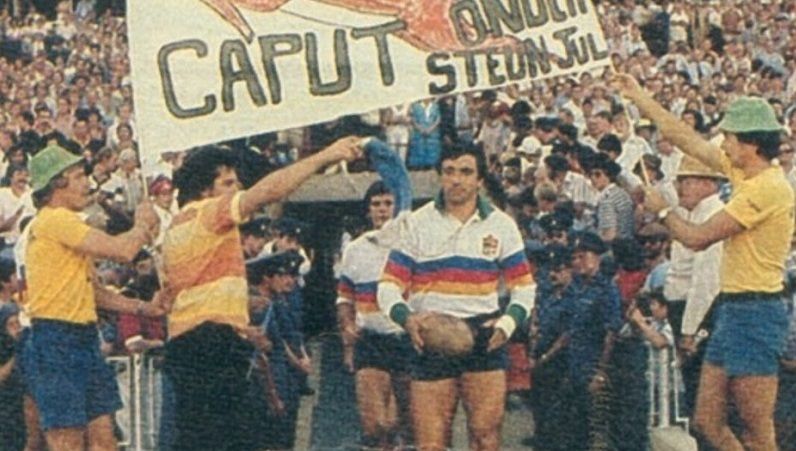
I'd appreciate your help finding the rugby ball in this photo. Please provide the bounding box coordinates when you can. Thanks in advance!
[419,313,475,357]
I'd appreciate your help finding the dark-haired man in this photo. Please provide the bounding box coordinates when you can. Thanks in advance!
[162,137,360,450]
[337,181,414,449]
[378,142,535,451]
[616,74,795,451]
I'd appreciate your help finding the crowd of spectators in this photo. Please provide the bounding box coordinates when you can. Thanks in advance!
[0,0,796,449]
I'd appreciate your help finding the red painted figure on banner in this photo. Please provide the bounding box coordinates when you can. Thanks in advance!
[200,0,518,51]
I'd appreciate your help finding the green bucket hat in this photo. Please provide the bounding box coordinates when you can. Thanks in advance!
[30,145,84,193]
[718,97,784,133]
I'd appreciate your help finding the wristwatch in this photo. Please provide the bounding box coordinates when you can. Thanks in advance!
[657,207,672,221]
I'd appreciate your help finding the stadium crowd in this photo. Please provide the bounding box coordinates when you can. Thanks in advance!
[1,0,796,450]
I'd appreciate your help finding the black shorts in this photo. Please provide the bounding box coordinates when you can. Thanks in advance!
[354,330,413,373]
[411,312,508,381]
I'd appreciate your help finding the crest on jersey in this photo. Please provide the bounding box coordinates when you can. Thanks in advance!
[482,234,499,257]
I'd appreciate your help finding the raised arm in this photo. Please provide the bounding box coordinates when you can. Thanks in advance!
[612,73,723,172]
[238,136,362,219]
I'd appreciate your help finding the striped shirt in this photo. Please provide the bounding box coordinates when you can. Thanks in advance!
[336,230,402,334]
[595,183,635,239]
[162,192,249,338]
[378,196,535,327]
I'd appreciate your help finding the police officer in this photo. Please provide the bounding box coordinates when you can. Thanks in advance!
[528,244,576,451]
[567,232,623,451]
[539,211,573,246]
[246,250,306,450]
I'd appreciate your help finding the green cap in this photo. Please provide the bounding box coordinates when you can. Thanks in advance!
[30,145,84,192]
[718,97,784,133]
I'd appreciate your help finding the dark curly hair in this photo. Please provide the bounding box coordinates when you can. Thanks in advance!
[173,146,238,207]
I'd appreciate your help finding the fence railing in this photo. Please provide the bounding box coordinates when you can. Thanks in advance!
[108,353,164,451]
[646,345,690,430]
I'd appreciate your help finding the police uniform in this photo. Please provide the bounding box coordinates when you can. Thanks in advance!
[245,251,305,450]
[566,233,623,451]
[530,244,575,451]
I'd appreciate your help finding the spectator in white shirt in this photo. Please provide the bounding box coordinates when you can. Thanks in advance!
[662,155,726,419]
[0,165,35,259]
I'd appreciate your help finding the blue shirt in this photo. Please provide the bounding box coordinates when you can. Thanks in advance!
[567,273,623,385]
[534,271,575,358]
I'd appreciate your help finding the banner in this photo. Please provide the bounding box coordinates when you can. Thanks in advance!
[128,0,612,158]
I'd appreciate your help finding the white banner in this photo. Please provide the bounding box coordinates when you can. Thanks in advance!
[128,0,611,159]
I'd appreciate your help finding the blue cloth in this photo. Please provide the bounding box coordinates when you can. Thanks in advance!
[364,138,413,214]
[705,295,790,376]
[566,274,623,385]
[260,297,302,449]
[407,101,441,169]
[533,270,575,358]
[23,319,122,430]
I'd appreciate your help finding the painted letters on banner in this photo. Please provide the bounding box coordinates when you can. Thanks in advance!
[128,0,611,157]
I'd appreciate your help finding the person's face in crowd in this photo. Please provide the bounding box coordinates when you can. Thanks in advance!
[242,233,266,257]
[612,116,631,140]
[275,233,300,252]
[682,112,698,130]
[119,103,132,121]
[0,131,12,150]
[545,229,569,246]
[636,126,654,142]
[120,157,137,173]
[549,264,573,288]
[73,120,88,139]
[265,273,297,295]
[502,166,521,185]
[59,165,92,211]
[154,188,174,210]
[57,97,71,113]
[649,298,668,322]
[8,149,25,166]
[208,166,242,199]
[657,138,674,156]
[440,154,482,208]
[117,124,132,142]
[779,143,794,167]
[4,314,22,341]
[573,250,600,277]
[10,168,29,192]
[588,168,610,191]
[677,176,717,210]
[571,85,584,102]
[368,193,395,230]
[639,235,667,260]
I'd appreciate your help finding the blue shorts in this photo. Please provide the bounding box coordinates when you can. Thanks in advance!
[354,330,413,373]
[705,294,790,377]
[411,312,507,381]
[23,319,122,430]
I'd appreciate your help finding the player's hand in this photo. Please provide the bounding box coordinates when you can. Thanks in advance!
[404,312,433,353]
[321,136,364,165]
[482,316,509,352]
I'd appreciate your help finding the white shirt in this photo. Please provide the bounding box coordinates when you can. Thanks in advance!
[616,135,653,173]
[0,187,35,245]
[562,171,598,207]
[663,194,724,335]
[659,150,684,182]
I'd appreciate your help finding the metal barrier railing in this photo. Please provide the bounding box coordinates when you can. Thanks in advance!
[646,345,690,430]
[109,352,163,451]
